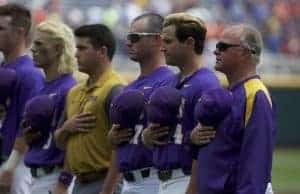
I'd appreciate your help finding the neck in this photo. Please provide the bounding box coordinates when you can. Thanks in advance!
[180,55,202,76]
[228,67,256,88]
[87,61,111,86]
[44,62,63,82]
[139,54,165,76]
[4,42,27,64]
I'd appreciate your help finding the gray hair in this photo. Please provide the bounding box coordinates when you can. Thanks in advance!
[132,13,164,33]
[239,25,263,65]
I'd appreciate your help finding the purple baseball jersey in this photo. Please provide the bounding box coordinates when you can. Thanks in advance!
[116,66,174,172]
[0,55,44,157]
[0,68,17,105]
[24,74,76,167]
[196,75,277,194]
[152,67,220,173]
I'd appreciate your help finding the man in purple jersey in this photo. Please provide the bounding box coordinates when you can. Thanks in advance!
[142,13,221,194]
[21,18,77,194]
[190,24,276,194]
[0,3,44,194]
[107,13,174,194]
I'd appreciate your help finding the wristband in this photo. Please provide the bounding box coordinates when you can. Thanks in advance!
[58,171,73,186]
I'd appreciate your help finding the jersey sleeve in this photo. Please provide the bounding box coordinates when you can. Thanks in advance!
[236,91,277,194]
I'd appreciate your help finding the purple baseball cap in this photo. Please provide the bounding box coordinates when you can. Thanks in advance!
[194,88,233,127]
[110,89,146,129]
[147,86,184,129]
[23,95,55,134]
[0,68,17,105]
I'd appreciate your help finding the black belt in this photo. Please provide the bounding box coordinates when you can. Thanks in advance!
[123,168,151,182]
[158,169,172,181]
[30,165,61,178]
[158,168,190,182]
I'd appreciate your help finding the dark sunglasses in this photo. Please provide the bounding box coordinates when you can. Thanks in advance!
[127,32,160,43]
[216,42,241,52]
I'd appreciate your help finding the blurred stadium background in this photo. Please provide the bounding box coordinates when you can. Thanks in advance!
[2,0,300,193]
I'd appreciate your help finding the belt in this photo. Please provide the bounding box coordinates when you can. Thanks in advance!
[76,169,108,184]
[30,165,61,178]
[158,168,189,182]
[123,168,154,182]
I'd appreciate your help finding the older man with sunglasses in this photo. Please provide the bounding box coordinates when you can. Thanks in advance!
[189,24,277,194]
[107,13,174,194]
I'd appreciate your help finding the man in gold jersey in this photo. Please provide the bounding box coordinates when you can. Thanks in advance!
[55,24,126,194]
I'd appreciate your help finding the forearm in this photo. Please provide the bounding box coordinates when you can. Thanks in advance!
[54,128,71,150]
[1,137,27,171]
[186,160,198,194]
[101,151,121,194]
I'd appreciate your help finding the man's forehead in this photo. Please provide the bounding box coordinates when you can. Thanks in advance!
[130,18,148,33]
[221,26,244,43]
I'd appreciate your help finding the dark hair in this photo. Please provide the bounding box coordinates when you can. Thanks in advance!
[132,13,164,33]
[74,24,116,60]
[0,3,31,36]
[163,13,207,54]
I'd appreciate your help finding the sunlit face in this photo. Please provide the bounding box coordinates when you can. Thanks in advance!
[126,18,159,63]
[31,31,58,69]
[214,27,244,75]
[75,37,99,74]
[161,25,185,67]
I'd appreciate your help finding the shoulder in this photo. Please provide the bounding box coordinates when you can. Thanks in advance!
[67,82,84,97]
[243,78,272,106]
[243,78,273,125]
[192,68,220,90]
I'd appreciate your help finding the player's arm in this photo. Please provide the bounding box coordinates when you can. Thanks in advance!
[100,85,124,194]
[51,157,74,194]
[100,150,121,194]
[0,71,42,188]
[236,91,276,194]
[54,111,96,150]
[186,159,198,194]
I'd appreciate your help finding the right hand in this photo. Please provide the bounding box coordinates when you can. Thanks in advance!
[50,182,68,194]
[142,123,169,147]
[0,169,13,194]
[108,124,134,146]
[61,112,96,134]
[21,120,42,145]
[190,123,216,145]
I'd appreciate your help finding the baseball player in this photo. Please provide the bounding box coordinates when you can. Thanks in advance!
[22,18,77,194]
[0,3,44,194]
[107,13,174,194]
[142,13,221,194]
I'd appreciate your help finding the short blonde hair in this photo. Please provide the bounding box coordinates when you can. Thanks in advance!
[163,13,207,54]
[36,17,77,74]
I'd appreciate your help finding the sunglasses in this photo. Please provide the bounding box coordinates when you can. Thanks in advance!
[216,42,241,52]
[127,32,160,43]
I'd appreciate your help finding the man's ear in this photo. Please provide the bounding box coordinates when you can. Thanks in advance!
[184,36,195,49]
[97,46,108,58]
[55,43,64,58]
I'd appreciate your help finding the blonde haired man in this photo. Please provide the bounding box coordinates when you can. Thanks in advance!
[21,17,77,194]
